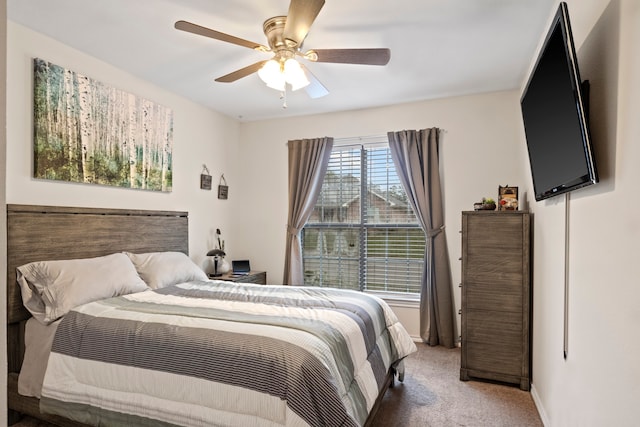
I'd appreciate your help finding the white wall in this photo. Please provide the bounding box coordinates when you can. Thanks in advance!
[6,22,241,268]
[525,0,640,425]
[234,91,530,338]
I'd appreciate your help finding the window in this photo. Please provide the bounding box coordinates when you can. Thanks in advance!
[302,140,425,295]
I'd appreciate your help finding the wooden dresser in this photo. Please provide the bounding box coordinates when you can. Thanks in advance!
[460,211,531,390]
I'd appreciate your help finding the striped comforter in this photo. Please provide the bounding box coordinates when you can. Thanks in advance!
[40,281,417,426]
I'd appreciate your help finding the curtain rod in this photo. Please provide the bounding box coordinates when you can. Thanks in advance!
[335,129,447,145]
[287,129,447,146]
[285,134,386,146]
[334,134,388,144]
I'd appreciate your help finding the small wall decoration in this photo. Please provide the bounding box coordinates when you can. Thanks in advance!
[33,58,173,192]
[498,185,519,210]
[218,174,229,200]
[200,165,212,190]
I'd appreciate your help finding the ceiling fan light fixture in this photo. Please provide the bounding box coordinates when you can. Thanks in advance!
[283,58,310,91]
[258,58,309,92]
[258,59,285,91]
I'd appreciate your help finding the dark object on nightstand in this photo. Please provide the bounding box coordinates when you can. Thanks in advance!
[217,271,267,285]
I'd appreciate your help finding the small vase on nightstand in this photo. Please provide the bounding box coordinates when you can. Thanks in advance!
[217,258,231,274]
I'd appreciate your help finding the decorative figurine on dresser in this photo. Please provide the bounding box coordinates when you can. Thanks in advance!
[459,210,532,391]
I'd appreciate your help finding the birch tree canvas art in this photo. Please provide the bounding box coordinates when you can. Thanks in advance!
[33,58,173,192]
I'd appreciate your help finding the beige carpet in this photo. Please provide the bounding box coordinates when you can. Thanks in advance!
[371,343,543,426]
[13,344,542,427]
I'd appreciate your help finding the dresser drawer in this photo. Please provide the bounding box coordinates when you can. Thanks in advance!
[464,341,523,377]
[464,309,523,345]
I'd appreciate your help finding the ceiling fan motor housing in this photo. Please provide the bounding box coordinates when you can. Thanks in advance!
[263,16,297,61]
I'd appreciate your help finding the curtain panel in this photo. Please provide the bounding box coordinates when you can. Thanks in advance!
[388,128,456,348]
[283,137,334,285]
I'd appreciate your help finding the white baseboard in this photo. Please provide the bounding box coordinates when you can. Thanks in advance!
[530,383,550,426]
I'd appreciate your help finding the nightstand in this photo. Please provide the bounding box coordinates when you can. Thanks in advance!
[216,271,267,285]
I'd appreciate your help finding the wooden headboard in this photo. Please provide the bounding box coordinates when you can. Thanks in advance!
[6,204,189,372]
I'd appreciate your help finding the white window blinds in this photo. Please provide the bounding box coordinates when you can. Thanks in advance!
[302,142,425,294]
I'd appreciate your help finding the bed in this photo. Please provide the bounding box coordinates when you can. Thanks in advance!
[7,204,416,427]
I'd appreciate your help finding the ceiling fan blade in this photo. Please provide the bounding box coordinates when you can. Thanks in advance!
[307,48,391,65]
[175,20,268,51]
[300,64,329,99]
[282,0,325,47]
[215,61,268,83]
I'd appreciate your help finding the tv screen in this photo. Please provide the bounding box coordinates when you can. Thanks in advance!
[520,2,598,201]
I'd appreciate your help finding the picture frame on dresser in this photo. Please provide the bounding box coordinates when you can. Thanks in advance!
[498,185,519,211]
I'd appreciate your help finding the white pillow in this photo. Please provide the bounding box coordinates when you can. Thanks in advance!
[17,253,149,325]
[124,251,207,289]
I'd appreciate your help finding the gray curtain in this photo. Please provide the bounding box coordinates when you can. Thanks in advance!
[388,128,456,348]
[283,137,334,285]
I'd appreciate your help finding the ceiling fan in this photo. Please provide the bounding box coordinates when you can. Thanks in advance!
[175,0,391,99]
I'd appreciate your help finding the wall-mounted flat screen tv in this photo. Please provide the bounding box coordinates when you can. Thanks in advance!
[520,2,598,201]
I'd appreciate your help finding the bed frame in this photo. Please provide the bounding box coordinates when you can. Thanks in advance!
[6,204,393,426]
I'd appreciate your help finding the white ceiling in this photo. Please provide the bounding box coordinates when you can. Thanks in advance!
[8,0,557,122]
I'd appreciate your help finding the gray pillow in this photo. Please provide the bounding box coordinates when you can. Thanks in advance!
[124,251,207,289]
[17,253,149,325]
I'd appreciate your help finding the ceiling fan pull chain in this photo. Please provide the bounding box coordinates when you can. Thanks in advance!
[281,89,288,109]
